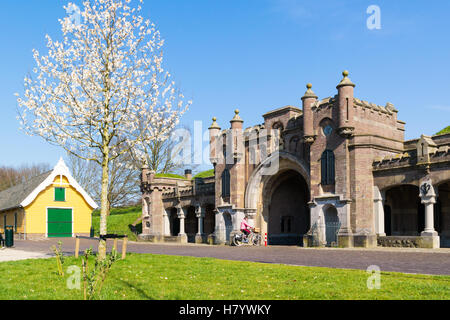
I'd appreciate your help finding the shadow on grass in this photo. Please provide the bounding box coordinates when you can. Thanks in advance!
[117,278,155,300]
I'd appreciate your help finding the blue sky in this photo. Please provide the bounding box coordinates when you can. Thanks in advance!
[1,0,449,170]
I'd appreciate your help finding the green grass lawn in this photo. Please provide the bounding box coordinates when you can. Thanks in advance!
[437,126,450,135]
[92,206,142,241]
[0,253,448,300]
[194,169,215,179]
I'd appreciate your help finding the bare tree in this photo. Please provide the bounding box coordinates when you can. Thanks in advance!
[67,152,140,211]
[0,163,50,192]
[17,0,190,259]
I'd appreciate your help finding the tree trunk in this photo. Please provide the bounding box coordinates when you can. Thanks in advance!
[98,151,110,260]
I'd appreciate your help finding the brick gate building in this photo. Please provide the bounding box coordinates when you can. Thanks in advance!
[140,71,450,249]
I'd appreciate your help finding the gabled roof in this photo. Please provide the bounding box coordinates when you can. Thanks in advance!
[0,158,98,212]
[0,171,52,211]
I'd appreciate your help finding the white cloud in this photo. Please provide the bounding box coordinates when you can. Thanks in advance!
[270,0,313,21]
[429,105,450,112]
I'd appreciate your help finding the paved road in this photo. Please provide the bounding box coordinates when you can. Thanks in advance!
[0,248,53,262]
[11,239,450,275]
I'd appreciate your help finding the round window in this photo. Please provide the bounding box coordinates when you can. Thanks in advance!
[323,125,333,136]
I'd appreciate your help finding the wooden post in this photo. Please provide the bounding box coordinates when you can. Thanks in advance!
[113,238,118,251]
[75,237,80,258]
[122,237,128,260]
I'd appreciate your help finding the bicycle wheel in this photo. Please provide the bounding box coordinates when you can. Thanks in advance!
[232,235,243,246]
[252,234,261,246]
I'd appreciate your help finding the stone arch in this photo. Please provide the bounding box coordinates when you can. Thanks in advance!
[222,211,233,243]
[246,152,310,246]
[245,151,310,212]
[203,204,216,236]
[383,184,423,236]
[434,174,450,187]
[436,180,450,247]
[168,207,180,236]
[272,121,284,131]
[323,205,340,246]
[262,169,310,245]
[184,206,197,243]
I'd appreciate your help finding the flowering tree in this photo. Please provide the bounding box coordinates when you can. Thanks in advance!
[17,0,190,259]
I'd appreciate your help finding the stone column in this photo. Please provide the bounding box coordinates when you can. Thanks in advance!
[141,197,151,235]
[419,181,440,248]
[195,205,205,244]
[337,200,354,248]
[178,207,187,243]
[163,210,170,236]
[208,208,220,245]
[374,187,386,236]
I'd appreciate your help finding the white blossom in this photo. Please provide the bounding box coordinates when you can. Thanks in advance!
[17,0,190,165]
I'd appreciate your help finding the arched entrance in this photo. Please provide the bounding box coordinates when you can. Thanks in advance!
[185,206,197,243]
[223,212,233,243]
[384,185,422,236]
[266,170,310,245]
[437,181,450,247]
[324,206,340,246]
[169,208,180,236]
[204,204,216,236]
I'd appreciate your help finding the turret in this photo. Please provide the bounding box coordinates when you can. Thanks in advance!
[301,83,318,144]
[142,160,150,184]
[230,109,244,161]
[208,117,221,164]
[230,109,244,130]
[336,70,355,137]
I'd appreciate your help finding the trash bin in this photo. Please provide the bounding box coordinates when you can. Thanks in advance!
[90,226,95,238]
[5,226,14,248]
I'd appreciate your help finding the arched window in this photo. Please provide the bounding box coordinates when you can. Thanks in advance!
[321,150,335,185]
[222,169,231,197]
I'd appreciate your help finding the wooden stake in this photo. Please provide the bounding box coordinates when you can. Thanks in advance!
[75,237,80,258]
[113,238,118,251]
[122,237,128,260]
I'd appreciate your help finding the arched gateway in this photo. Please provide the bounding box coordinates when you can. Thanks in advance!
[265,170,309,245]
[244,151,311,246]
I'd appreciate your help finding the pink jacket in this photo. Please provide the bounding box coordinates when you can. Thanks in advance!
[240,220,251,230]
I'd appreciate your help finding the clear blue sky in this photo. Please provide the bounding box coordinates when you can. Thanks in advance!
[1,0,449,169]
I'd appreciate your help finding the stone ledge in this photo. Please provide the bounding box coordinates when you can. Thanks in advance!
[378,236,440,249]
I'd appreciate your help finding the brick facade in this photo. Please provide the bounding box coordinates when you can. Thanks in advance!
[140,71,450,248]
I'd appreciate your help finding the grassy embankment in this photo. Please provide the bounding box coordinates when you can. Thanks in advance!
[0,253,449,300]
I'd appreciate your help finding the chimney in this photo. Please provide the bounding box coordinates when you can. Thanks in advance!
[184,169,192,180]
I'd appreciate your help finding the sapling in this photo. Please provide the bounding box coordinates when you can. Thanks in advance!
[81,247,119,300]
[51,241,65,276]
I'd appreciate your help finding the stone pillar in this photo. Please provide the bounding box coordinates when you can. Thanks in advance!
[374,187,386,236]
[142,197,151,235]
[195,205,205,244]
[305,202,326,247]
[208,208,220,245]
[337,200,354,248]
[178,207,187,243]
[163,210,170,236]
[419,181,440,248]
